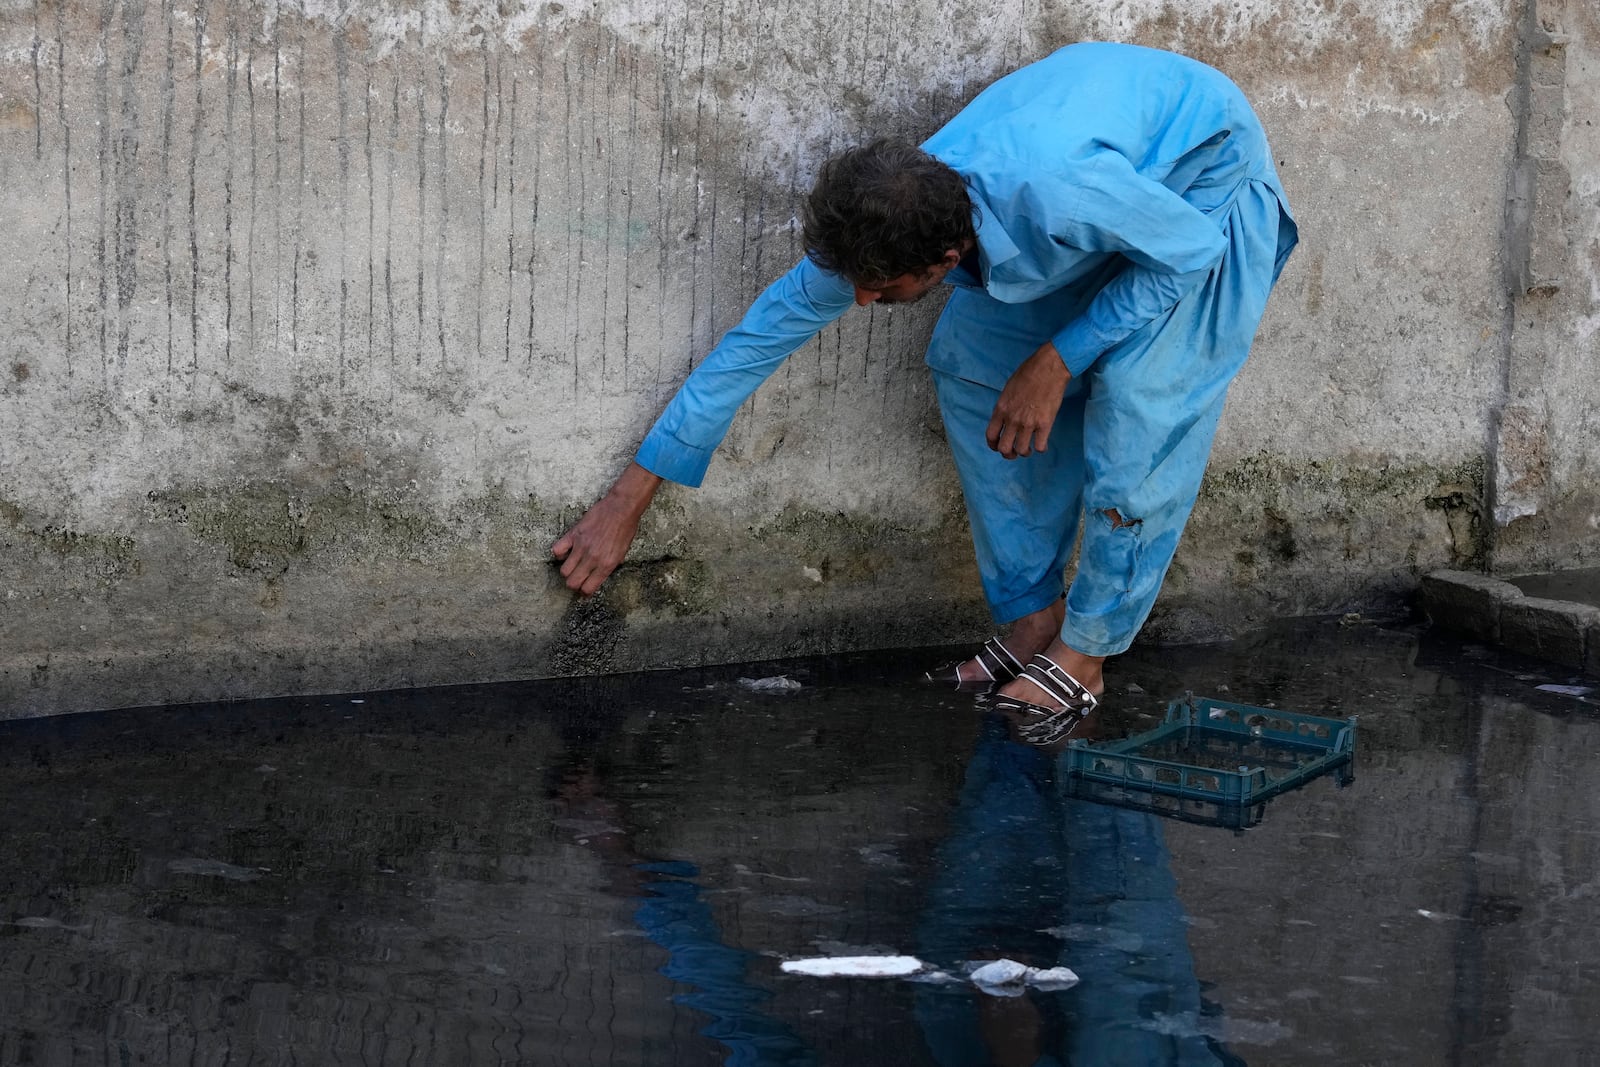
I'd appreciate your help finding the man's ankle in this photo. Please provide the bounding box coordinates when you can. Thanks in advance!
[1006,601,1064,653]
[1040,641,1105,694]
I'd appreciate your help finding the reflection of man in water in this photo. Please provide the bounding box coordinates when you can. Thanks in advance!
[552,43,1297,733]
[915,714,1239,1066]
[554,756,816,1066]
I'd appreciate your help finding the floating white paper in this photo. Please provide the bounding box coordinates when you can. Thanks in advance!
[739,676,803,692]
[167,858,264,882]
[780,955,925,978]
[8,917,90,932]
[1027,966,1081,990]
[969,959,1081,995]
[970,959,1030,986]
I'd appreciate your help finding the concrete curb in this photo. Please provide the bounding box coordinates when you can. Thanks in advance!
[1420,570,1600,673]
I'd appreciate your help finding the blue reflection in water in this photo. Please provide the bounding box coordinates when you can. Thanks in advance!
[633,860,818,1067]
[916,715,1240,1066]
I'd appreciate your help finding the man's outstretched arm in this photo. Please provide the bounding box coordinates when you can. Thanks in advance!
[550,259,856,594]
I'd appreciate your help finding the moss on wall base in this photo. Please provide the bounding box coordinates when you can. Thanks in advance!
[1144,451,1488,641]
[0,452,1494,718]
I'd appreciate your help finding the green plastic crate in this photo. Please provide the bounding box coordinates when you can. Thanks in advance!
[1063,693,1357,812]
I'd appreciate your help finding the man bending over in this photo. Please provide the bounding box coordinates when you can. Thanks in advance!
[552,42,1298,744]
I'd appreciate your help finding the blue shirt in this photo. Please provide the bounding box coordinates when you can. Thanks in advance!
[637,42,1294,487]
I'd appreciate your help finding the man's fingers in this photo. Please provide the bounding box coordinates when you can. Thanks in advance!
[572,552,618,596]
[560,540,601,587]
[567,559,599,593]
[985,411,1004,449]
[1033,424,1051,454]
[551,531,573,559]
[555,536,621,596]
[575,570,599,595]
[995,422,1017,459]
[1014,423,1036,457]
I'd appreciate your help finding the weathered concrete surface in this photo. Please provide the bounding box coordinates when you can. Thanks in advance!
[1420,569,1525,644]
[1491,0,1600,571]
[0,0,1592,715]
[1499,596,1600,669]
[1424,568,1600,673]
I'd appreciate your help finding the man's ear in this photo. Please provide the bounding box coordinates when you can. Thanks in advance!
[940,249,962,269]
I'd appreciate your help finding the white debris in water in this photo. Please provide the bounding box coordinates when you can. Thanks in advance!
[1416,909,1460,921]
[969,959,1081,995]
[8,917,89,933]
[1536,684,1594,697]
[167,859,265,882]
[780,954,1079,991]
[1027,967,1082,990]
[969,959,1030,987]
[733,863,810,883]
[738,675,803,692]
[801,566,823,583]
[780,955,925,978]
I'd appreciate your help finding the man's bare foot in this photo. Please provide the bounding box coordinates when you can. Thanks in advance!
[952,599,1066,683]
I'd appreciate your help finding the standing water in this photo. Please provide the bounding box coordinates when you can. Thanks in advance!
[1,617,1597,1065]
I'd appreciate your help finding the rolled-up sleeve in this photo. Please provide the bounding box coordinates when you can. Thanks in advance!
[636,258,855,487]
[1051,263,1212,377]
[1041,151,1233,376]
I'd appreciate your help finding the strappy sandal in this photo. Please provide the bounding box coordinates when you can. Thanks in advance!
[990,653,1100,746]
[923,636,1027,688]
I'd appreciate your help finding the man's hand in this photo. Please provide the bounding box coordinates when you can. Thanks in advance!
[986,341,1072,459]
[551,463,664,595]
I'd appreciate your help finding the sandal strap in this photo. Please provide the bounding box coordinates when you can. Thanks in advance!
[974,637,1025,682]
[1016,654,1099,711]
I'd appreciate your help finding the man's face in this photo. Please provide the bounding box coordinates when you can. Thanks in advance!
[851,254,960,306]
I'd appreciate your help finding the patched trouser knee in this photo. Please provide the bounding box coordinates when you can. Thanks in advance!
[1060,179,1288,656]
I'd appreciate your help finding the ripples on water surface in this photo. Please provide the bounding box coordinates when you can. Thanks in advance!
[2,618,1599,1065]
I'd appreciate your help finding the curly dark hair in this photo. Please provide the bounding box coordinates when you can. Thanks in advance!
[801,138,977,285]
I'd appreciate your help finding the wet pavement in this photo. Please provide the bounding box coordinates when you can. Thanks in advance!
[2,617,1598,1065]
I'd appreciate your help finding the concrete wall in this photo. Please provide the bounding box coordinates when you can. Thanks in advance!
[1,0,1595,715]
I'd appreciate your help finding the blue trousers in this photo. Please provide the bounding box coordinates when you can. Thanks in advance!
[929,178,1294,657]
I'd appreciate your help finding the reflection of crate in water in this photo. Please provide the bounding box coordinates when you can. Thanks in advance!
[1063,694,1357,826]
[1066,778,1270,830]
